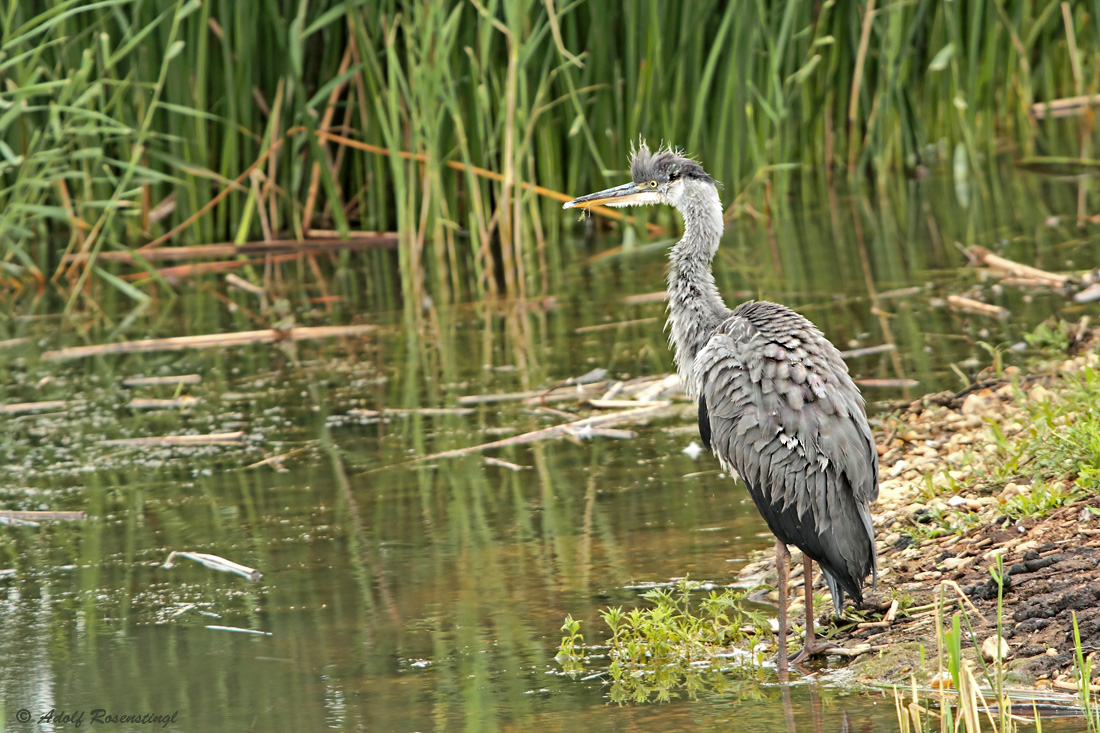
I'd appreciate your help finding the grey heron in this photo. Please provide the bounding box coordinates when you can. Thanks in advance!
[563,143,878,674]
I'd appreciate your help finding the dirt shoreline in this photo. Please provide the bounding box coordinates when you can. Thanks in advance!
[735,347,1100,693]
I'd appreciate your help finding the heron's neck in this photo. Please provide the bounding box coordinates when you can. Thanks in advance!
[666,184,729,398]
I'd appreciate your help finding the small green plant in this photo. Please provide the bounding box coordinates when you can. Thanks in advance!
[1070,612,1100,733]
[556,614,585,676]
[557,579,771,703]
[977,342,1005,379]
[1023,321,1072,353]
[1000,480,1079,520]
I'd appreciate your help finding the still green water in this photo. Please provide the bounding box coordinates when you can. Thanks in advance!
[1,171,1095,731]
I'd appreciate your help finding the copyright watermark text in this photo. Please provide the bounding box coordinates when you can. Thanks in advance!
[15,708,179,728]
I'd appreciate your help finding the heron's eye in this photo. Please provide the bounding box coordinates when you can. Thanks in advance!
[648,180,658,188]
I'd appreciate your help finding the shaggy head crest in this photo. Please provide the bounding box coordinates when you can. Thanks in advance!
[630,140,717,187]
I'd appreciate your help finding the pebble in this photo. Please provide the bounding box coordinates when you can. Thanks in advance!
[942,556,972,570]
[961,393,990,416]
[933,474,955,489]
[981,636,1010,662]
[999,482,1021,499]
[1028,384,1053,403]
[913,570,942,581]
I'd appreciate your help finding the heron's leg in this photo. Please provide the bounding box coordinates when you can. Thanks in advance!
[791,556,831,665]
[802,556,816,652]
[775,540,791,676]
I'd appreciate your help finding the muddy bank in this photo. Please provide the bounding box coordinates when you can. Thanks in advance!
[736,347,1100,692]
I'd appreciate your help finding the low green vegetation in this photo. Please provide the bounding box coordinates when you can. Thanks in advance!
[899,357,1100,544]
[557,579,771,703]
[557,560,1097,729]
[989,365,1100,495]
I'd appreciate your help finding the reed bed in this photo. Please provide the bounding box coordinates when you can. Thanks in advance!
[2,1,1097,320]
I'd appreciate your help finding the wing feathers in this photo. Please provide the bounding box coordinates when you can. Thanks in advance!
[693,301,878,611]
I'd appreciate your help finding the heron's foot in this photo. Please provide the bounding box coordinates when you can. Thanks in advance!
[789,638,834,666]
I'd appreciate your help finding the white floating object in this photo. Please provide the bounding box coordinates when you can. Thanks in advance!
[164,551,262,581]
[682,441,704,460]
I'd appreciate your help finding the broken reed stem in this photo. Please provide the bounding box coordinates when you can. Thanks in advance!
[946,295,1010,320]
[966,245,1074,288]
[42,324,375,362]
[128,397,198,410]
[1031,93,1100,119]
[349,407,476,418]
[370,402,688,471]
[101,431,245,446]
[63,236,397,263]
[0,400,67,415]
[0,510,87,522]
[122,374,202,387]
[313,129,665,235]
[303,44,354,229]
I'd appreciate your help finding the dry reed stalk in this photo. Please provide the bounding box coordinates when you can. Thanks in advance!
[0,510,86,521]
[1031,94,1100,119]
[128,397,198,410]
[137,127,301,253]
[586,399,672,409]
[101,431,245,446]
[458,382,605,406]
[122,374,201,387]
[839,343,897,359]
[966,246,1073,288]
[303,44,353,229]
[574,317,660,333]
[66,236,398,264]
[42,324,376,361]
[313,130,666,235]
[348,407,476,418]
[855,378,920,389]
[0,400,67,415]
[847,0,877,176]
[946,295,1010,321]
[620,291,668,305]
[382,402,687,468]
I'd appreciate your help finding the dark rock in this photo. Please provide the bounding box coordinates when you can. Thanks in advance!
[1025,555,1061,572]
[1013,586,1100,622]
[965,574,1010,601]
[1014,618,1050,634]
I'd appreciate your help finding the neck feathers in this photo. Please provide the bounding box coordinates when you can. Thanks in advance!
[665,182,728,397]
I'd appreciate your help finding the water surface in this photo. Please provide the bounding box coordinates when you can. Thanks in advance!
[1,170,1094,731]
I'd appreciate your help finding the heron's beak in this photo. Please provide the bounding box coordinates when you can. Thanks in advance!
[562,181,652,209]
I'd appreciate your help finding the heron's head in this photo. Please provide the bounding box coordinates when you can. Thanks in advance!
[563,141,717,212]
